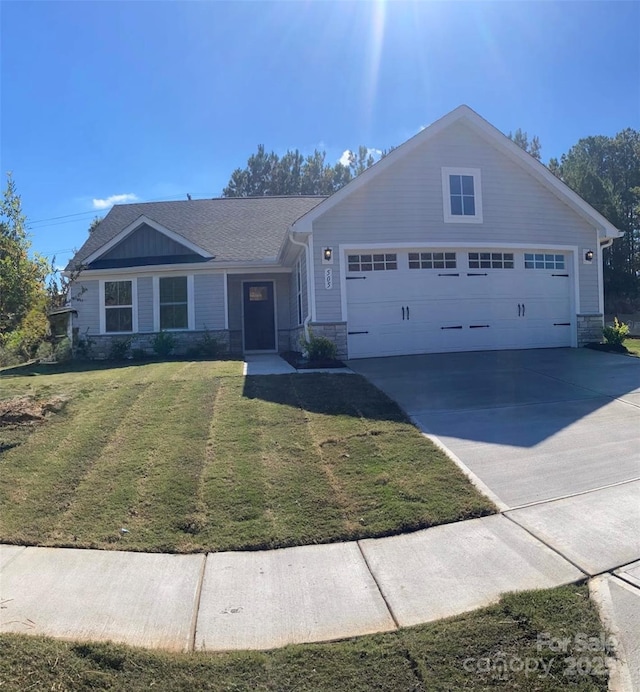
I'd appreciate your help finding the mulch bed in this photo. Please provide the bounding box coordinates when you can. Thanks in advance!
[280,351,346,370]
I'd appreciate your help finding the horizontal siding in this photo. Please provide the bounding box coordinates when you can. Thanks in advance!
[71,280,100,334]
[137,277,153,332]
[102,224,198,260]
[311,121,600,321]
[195,273,226,330]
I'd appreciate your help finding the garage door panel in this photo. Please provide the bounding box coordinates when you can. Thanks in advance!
[345,249,573,358]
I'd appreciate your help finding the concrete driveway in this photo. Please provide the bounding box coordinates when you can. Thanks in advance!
[349,348,640,509]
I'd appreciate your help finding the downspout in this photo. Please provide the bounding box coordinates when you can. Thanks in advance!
[288,229,312,343]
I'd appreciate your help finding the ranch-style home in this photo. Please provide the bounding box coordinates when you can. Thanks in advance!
[68,105,622,360]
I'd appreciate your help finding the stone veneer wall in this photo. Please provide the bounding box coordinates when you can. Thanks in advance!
[577,314,604,346]
[307,322,348,360]
[74,330,230,360]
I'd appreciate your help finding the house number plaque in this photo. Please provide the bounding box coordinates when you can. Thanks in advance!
[324,268,333,290]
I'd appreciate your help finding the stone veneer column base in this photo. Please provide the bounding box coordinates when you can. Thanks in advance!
[577,314,604,346]
[307,322,348,360]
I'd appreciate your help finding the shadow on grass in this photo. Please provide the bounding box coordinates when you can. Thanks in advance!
[242,373,409,423]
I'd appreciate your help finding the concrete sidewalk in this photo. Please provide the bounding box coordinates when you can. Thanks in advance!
[0,508,624,653]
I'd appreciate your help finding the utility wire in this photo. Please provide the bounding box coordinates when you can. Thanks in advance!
[28,192,218,227]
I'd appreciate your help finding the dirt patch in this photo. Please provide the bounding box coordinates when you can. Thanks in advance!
[0,395,68,426]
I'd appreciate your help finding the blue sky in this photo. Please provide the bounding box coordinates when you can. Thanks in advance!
[1,1,639,267]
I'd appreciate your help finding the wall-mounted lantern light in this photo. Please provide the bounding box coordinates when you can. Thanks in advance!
[584,249,594,262]
[323,247,333,264]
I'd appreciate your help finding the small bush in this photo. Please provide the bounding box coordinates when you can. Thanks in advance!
[35,341,54,361]
[131,347,148,361]
[152,331,175,358]
[603,317,629,346]
[300,330,337,362]
[54,337,72,362]
[191,330,224,359]
[75,332,95,359]
[109,338,131,361]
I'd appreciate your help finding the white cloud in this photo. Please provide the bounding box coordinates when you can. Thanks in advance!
[338,149,352,166]
[92,193,138,210]
[338,148,383,167]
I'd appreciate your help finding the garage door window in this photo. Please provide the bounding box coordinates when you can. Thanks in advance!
[469,252,514,269]
[409,252,457,269]
[524,253,565,270]
[348,253,397,272]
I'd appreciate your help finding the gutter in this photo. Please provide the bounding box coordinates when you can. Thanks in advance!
[288,229,312,343]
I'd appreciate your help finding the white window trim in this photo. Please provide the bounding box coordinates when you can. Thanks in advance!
[442,167,483,224]
[99,278,138,335]
[153,274,195,332]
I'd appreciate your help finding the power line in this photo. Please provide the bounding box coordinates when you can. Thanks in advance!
[28,192,218,227]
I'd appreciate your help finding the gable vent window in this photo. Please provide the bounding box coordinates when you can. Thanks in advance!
[104,281,133,332]
[160,277,188,330]
[348,253,397,272]
[442,168,483,223]
[409,252,457,269]
[525,253,565,270]
[469,252,514,269]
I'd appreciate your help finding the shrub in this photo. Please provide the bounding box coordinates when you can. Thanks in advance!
[75,331,95,359]
[35,341,54,361]
[193,330,224,359]
[602,317,629,346]
[54,337,72,362]
[152,331,175,358]
[109,338,131,361]
[300,330,337,362]
[131,347,148,361]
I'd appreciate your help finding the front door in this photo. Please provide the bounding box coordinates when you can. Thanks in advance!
[243,281,276,351]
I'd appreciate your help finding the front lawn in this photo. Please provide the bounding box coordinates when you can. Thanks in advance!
[625,337,640,356]
[0,360,494,552]
[0,584,609,691]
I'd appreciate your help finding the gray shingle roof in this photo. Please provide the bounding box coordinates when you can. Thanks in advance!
[69,196,326,269]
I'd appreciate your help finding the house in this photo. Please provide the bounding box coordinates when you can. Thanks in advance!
[68,105,622,360]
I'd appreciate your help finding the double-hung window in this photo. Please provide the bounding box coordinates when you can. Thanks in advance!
[104,280,134,333]
[159,277,189,330]
[442,168,483,223]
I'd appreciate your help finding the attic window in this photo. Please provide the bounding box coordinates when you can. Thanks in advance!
[442,168,483,224]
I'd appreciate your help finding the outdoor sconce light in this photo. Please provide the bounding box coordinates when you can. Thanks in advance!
[323,247,333,264]
[584,249,594,262]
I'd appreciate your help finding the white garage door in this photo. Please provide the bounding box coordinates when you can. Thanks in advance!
[346,249,573,359]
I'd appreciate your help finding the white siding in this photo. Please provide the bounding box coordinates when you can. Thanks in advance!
[311,121,600,321]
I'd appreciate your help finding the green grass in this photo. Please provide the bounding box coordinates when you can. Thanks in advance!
[624,337,640,356]
[0,360,495,552]
[0,584,610,691]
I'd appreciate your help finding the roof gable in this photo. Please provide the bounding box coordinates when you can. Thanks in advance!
[292,105,622,240]
[83,216,211,266]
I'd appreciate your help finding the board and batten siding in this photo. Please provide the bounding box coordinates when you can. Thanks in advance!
[100,224,199,260]
[310,121,601,322]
